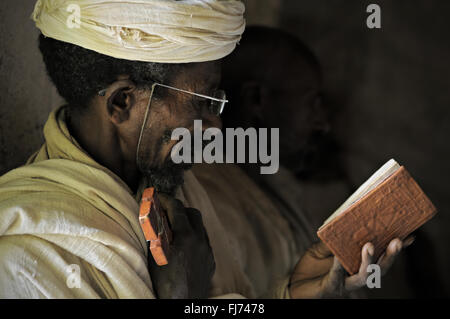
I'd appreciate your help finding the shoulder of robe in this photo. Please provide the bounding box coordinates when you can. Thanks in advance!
[0,234,104,298]
[0,167,146,253]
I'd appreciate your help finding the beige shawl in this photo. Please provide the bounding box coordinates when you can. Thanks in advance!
[0,106,297,298]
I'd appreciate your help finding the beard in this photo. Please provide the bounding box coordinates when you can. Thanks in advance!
[138,128,196,196]
[141,158,193,196]
[138,129,215,195]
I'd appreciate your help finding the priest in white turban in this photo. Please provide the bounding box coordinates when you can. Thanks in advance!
[0,0,408,299]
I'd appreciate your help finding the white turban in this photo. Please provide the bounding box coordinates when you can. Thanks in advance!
[32,0,246,63]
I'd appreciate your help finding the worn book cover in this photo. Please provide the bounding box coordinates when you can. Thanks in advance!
[317,159,437,275]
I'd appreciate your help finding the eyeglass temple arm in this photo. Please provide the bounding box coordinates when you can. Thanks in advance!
[154,83,228,103]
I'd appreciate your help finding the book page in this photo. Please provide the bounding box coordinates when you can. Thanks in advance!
[319,159,401,229]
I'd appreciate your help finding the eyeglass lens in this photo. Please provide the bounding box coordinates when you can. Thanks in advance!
[210,90,227,116]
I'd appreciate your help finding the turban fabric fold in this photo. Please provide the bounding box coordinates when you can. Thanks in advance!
[32,0,246,63]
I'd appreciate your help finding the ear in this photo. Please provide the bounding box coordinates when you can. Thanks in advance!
[100,79,137,125]
[240,81,264,127]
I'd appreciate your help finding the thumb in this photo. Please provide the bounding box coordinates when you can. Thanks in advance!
[156,193,189,233]
[309,241,333,259]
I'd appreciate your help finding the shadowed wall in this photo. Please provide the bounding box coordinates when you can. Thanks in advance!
[0,0,64,173]
[0,0,448,297]
[277,0,450,297]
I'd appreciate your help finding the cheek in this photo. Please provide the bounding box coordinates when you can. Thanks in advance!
[163,98,199,128]
[138,94,207,166]
[127,101,149,143]
[138,100,184,164]
[133,97,168,167]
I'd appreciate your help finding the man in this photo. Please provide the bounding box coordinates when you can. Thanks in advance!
[218,26,352,231]
[193,26,413,298]
[216,26,438,299]
[0,0,408,298]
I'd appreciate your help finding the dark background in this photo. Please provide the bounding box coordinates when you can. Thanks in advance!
[1,0,449,297]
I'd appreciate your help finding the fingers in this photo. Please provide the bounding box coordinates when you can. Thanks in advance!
[345,242,374,291]
[403,235,415,248]
[378,238,403,275]
[157,193,190,233]
[309,241,333,259]
[377,236,414,267]
[157,194,211,248]
[344,236,413,291]
[361,242,375,270]
[157,193,179,223]
[317,236,414,295]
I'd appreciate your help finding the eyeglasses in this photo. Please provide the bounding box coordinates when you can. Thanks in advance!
[98,82,228,116]
[153,83,228,116]
[134,82,227,172]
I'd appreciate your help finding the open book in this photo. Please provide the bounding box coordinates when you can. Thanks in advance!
[317,159,437,275]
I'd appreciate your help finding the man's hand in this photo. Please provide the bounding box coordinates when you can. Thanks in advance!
[288,237,415,298]
[147,193,215,299]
